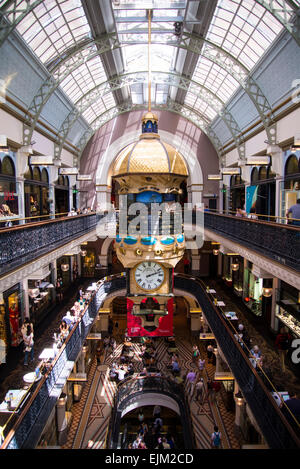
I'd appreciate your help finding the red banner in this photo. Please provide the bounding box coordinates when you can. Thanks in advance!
[127,297,173,337]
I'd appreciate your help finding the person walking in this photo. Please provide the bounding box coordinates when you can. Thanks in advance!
[195,378,205,403]
[186,369,197,397]
[23,324,34,366]
[211,425,222,449]
[275,327,292,372]
[192,345,200,363]
[198,357,205,375]
[286,198,300,226]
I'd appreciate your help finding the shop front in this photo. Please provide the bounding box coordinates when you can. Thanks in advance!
[24,166,50,220]
[280,153,300,219]
[229,175,245,213]
[243,262,263,317]
[221,254,243,294]
[81,248,96,277]
[276,281,300,339]
[0,153,19,224]
[57,256,71,291]
[55,176,70,215]
[246,166,276,220]
[28,265,56,326]
[1,284,23,358]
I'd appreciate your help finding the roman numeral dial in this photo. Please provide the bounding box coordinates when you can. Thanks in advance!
[134,261,165,291]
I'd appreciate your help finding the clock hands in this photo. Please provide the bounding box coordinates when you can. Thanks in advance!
[146,272,160,278]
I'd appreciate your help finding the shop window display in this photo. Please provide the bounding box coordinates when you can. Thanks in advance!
[280,153,300,219]
[0,299,7,364]
[55,176,70,215]
[276,282,300,337]
[24,165,50,219]
[82,250,96,277]
[0,154,18,220]
[243,267,263,317]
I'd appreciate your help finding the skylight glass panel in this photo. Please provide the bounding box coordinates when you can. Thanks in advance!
[60,55,108,103]
[13,0,91,64]
[185,0,292,120]
[184,92,218,121]
[206,0,290,69]
[82,93,116,125]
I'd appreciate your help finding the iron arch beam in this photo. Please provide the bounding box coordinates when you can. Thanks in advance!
[23,33,274,149]
[74,100,224,164]
[55,70,244,162]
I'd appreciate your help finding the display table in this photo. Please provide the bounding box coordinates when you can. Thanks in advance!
[38,348,55,360]
[199,333,215,340]
[167,347,178,354]
[23,371,42,384]
[0,389,28,412]
[271,392,290,406]
[225,312,238,320]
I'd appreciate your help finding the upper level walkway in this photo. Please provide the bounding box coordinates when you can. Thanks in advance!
[0,209,298,283]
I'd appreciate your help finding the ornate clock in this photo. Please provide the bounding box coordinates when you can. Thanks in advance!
[134,261,165,291]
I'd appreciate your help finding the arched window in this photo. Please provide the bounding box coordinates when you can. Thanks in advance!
[32,166,41,181]
[234,174,242,185]
[258,166,268,180]
[285,154,299,175]
[24,166,32,180]
[58,175,64,186]
[41,168,49,183]
[251,167,259,184]
[1,156,15,176]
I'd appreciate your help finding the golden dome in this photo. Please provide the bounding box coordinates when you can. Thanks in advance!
[141,111,158,123]
[112,134,188,177]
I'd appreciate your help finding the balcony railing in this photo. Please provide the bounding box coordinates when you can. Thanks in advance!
[202,211,300,272]
[0,213,101,276]
[174,274,300,449]
[109,375,195,449]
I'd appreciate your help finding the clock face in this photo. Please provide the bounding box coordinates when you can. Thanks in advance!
[134,262,165,291]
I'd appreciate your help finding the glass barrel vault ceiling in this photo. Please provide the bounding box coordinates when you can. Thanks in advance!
[3,0,300,137]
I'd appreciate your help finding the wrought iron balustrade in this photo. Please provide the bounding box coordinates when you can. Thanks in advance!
[174,274,300,449]
[109,375,195,449]
[202,212,300,272]
[0,213,102,276]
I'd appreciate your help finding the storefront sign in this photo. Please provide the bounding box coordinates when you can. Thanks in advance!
[127,297,173,337]
[30,155,54,165]
[59,168,78,175]
[76,174,92,181]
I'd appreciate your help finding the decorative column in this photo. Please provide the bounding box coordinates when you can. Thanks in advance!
[97,308,110,333]
[188,183,203,208]
[189,308,202,334]
[267,144,282,219]
[56,393,68,446]
[77,344,88,375]
[234,384,246,439]
[270,277,279,332]
[191,252,200,271]
[21,278,30,318]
